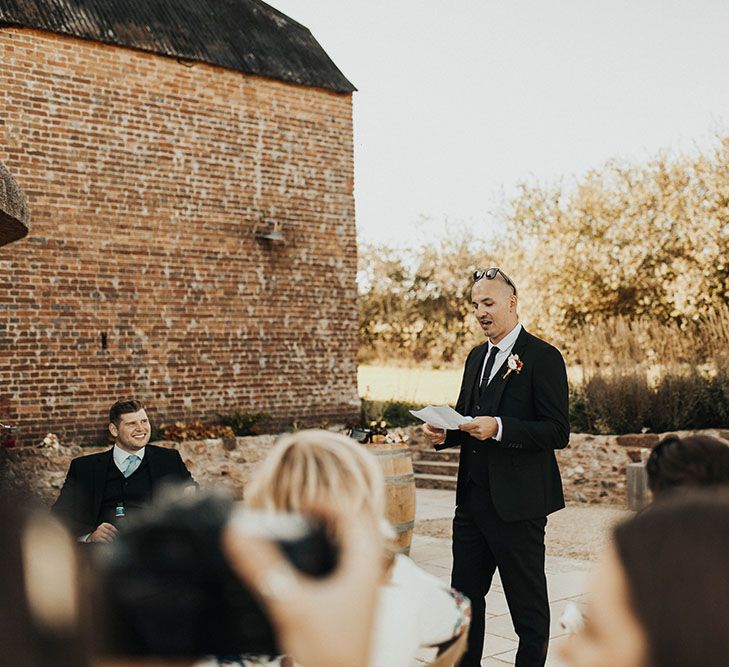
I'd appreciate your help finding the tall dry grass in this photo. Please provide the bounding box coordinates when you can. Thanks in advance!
[563,304,729,376]
[565,306,729,433]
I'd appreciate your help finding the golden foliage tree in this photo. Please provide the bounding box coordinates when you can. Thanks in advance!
[504,139,729,338]
[359,138,729,365]
[358,236,494,365]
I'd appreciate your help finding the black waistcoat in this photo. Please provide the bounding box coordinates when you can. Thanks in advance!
[98,456,154,526]
[463,369,504,488]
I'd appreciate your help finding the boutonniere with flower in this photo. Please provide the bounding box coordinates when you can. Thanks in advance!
[503,354,524,379]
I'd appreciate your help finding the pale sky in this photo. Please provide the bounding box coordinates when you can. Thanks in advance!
[271,0,729,247]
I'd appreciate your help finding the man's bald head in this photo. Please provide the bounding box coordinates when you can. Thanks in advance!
[471,270,519,345]
[474,271,516,298]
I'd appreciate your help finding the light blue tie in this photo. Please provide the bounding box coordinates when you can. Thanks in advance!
[122,454,141,478]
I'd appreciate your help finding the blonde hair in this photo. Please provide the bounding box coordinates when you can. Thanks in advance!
[245,429,386,524]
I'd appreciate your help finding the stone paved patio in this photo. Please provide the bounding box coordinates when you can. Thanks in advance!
[410,489,591,666]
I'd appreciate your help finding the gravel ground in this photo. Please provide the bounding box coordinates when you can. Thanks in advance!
[414,503,630,562]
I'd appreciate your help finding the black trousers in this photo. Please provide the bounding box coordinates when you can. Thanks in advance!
[451,481,549,667]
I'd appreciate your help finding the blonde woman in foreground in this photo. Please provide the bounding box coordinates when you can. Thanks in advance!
[245,429,471,667]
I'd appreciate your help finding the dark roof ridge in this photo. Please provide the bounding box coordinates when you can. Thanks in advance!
[252,0,309,33]
[0,0,356,93]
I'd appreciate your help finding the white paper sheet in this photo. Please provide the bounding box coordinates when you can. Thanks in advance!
[409,405,473,431]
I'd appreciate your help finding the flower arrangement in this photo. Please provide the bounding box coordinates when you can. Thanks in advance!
[347,421,410,446]
[38,433,60,448]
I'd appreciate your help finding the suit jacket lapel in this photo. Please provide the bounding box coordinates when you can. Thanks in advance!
[483,327,532,413]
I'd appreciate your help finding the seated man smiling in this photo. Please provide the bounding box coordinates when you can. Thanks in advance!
[52,398,196,542]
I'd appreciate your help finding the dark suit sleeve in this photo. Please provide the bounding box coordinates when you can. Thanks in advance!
[173,449,197,487]
[436,347,478,451]
[497,345,570,452]
[51,459,91,537]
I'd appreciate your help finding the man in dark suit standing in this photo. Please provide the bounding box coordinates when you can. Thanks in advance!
[52,398,196,542]
[423,268,569,667]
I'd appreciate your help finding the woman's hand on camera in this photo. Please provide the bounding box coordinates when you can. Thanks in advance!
[223,506,384,667]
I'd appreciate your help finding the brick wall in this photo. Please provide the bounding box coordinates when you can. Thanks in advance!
[0,27,359,444]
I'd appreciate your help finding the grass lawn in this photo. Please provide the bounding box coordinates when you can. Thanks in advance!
[358,365,462,405]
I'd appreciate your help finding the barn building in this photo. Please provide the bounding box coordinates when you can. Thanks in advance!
[0,0,359,444]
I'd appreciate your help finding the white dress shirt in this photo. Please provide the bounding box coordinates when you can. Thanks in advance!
[479,321,522,441]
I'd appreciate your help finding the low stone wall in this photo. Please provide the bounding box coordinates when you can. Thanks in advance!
[558,429,729,504]
[3,428,728,508]
[1,435,280,506]
[403,427,729,506]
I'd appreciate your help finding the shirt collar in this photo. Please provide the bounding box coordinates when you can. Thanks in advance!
[113,444,146,469]
[489,321,522,353]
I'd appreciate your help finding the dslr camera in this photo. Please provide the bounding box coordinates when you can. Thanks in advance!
[88,491,337,659]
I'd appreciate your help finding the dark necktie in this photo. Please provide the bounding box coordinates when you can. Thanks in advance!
[479,345,500,392]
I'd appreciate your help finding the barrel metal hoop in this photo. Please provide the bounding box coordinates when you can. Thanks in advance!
[367,449,412,459]
[391,520,415,534]
[383,473,415,486]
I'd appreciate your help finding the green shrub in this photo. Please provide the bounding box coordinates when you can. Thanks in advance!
[219,411,268,437]
[361,399,424,428]
[568,367,729,434]
[580,372,652,434]
[568,387,590,434]
[692,369,729,428]
[649,372,704,432]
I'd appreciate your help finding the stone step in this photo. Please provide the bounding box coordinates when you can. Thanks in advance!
[415,472,458,490]
[411,448,460,463]
[413,460,460,476]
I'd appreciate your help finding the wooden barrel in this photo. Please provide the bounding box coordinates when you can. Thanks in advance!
[364,442,416,555]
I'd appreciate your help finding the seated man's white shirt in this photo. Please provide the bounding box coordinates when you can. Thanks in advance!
[113,443,146,471]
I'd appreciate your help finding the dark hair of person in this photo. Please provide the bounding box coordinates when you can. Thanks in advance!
[109,398,145,426]
[613,489,729,667]
[645,434,729,496]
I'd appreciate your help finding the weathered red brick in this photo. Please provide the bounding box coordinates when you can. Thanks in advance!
[1,27,359,445]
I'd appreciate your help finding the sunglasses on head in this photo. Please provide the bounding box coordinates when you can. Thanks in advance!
[472,268,517,295]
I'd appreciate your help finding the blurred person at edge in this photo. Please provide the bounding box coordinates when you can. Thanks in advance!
[645,433,729,499]
[92,501,384,667]
[0,489,386,667]
[0,499,89,667]
[244,429,471,667]
[558,489,729,667]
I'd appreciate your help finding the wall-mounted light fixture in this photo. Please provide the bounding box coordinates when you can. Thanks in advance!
[254,220,286,245]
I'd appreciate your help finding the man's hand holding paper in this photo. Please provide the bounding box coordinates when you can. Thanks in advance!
[410,405,474,446]
[458,416,499,441]
[409,405,473,431]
